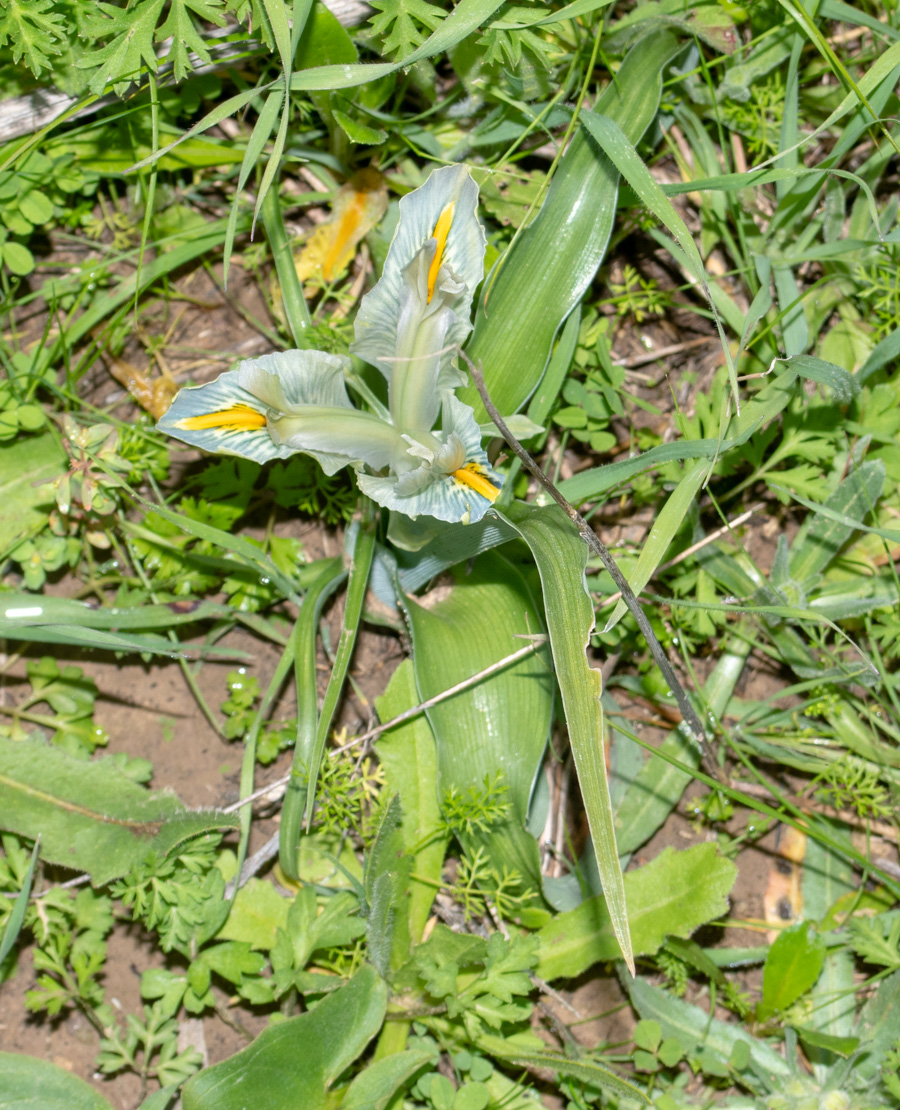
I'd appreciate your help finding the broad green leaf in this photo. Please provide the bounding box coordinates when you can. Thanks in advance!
[341,1049,434,1110]
[333,109,387,145]
[0,432,65,548]
[458,30,684,420]
[181,965,387,1110]
[291,0,509,91]
[394,515,519,593]
[760,921,826,1017]
[500,502,631,970]
[375,659,447,944]
[404,549,552,890]
[0,1052,114,1110]
[276,888,365,972]
[802,815,856,921]
[804,949,855,1060]
[0,737,239,886]
[536,843,735,981]
[364,794,411,977]
[295,0,353,65]
[216,878,290,950]
[784,354,859,401]
[854,971,900,1085]
[604,459,708,631]
[794,1025,858,1056]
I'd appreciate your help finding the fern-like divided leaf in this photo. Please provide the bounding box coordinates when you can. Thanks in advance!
[368,0,448,59]
[77,0,229,94]
[0,0,66,76]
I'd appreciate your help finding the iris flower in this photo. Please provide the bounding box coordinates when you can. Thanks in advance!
[157,165,503,528]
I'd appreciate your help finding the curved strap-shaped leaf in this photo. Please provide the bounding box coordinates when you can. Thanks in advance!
[500,502,633,973]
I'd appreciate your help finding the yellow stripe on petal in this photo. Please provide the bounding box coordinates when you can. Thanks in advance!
[452,464,500,502]
[178,404,267,433]
[426,202,455,303]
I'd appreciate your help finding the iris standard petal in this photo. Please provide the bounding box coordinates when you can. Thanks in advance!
[351,164,486,431]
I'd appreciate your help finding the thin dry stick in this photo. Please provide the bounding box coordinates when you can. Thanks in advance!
[224,639,546,815]
[462,350,709,756]
[333,638,547,753]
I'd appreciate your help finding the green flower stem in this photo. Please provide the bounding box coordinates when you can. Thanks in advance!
[303,505,377,829]
[231,636,297,906]
[280,556,347,880]
[261,185,314,346]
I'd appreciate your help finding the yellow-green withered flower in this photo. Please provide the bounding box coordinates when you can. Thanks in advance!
[157,164,503,526]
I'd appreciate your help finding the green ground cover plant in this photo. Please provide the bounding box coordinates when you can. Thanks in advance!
[2,0,900,1107]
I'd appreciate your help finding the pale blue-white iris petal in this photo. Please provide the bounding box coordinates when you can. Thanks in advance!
[158,349,405,475]
[351,163,486,434]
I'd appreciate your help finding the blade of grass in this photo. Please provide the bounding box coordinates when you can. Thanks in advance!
[0,838,39,966]
[579,111,739,407]
[231,635,296,902]
[129,0,508,172]
[604,459,709,632]
[261,183,314,343]
[223,88,284,280]
[129,498,302,605]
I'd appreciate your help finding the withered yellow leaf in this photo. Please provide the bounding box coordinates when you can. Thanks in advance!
[295,168,388,285]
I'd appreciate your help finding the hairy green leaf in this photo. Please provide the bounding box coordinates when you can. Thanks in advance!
[0,737,239,886]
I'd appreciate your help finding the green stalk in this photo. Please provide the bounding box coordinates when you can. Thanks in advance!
[261,185,314,346]
[280,556,346,880]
